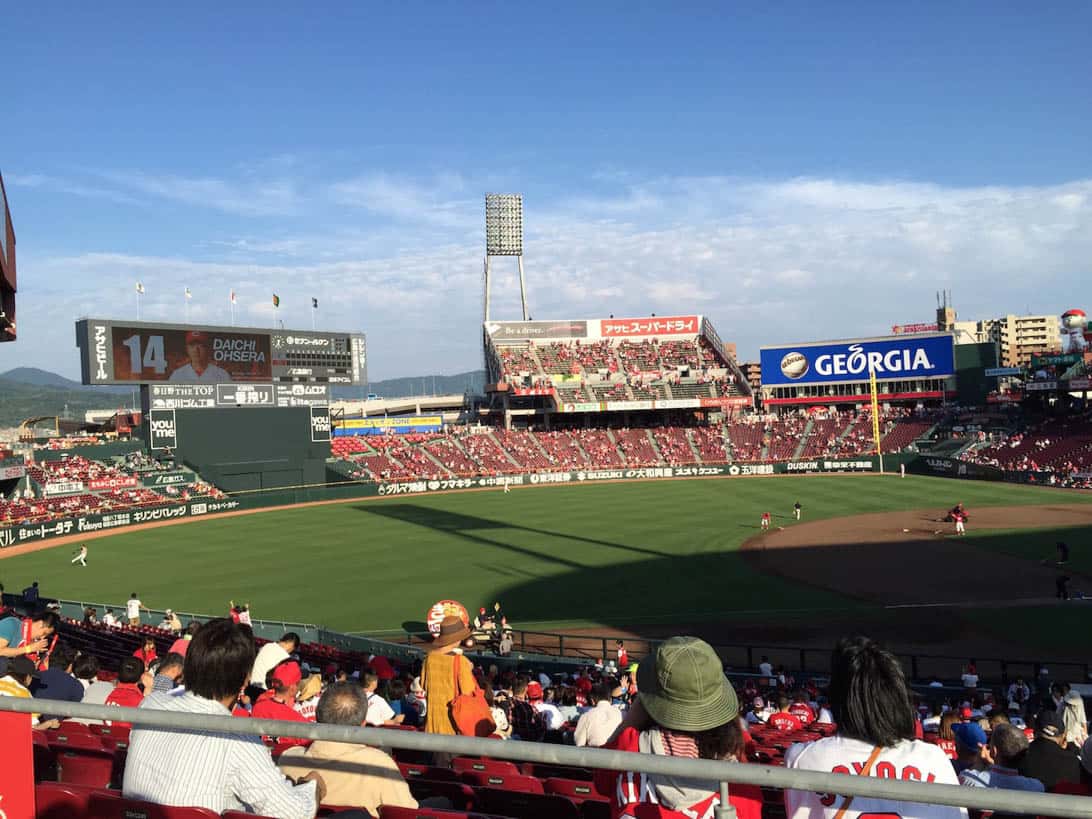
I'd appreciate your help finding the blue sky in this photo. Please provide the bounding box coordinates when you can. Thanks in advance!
[2,2,1090,381]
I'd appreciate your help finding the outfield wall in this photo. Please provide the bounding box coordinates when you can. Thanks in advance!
[0,452,950,550]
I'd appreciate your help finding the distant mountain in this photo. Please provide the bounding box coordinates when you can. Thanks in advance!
[0,367,131,393]
[0,367,87,389]
[0,368,486,426]
[0,378,138,428]
[331,370,485,400]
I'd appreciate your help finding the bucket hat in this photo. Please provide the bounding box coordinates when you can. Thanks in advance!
[636,637,738,732]
[431,615,472,649]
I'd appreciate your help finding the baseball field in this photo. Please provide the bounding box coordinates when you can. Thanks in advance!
[2,474,1091,663]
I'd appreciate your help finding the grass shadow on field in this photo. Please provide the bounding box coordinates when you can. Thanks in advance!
[356,503,672,566]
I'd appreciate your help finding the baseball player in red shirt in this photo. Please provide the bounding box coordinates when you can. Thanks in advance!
[760,511,771,531]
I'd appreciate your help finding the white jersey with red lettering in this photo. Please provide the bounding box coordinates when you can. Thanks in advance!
[784,735,966,819]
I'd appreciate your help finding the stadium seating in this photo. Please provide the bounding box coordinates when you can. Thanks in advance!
[576,429,624,467]
[725,421,765,462]
[613,429,660,467]
[690,426,729,463]
[424,437,480,476]
[535,430,592,469]
[460,433,518,475]
[650,427,698,465]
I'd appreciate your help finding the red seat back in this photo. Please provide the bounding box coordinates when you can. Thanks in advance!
[50,730,106,750]
[451,757,521,777]
[545,777,608,804]
[397,762,459,782]
[526,763,593,781]
[406,780,478,811]
[35,783,110,819]
[90,723,131,742]
[88,793,221,819]
[476,788,581,819]
[50,741,116,789]
[459,771,544,793]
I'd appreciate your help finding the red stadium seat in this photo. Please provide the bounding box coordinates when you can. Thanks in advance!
[457,771,544,793]
[451,757,521,777]
[87,793,220,819]
[33,731,56,782]
[406,780,478,811]
[89,723,131,743]
[545,777,609,804]
[525,763,593,781]
[475,788,581,819]
[35,782,110,819]
[398,763,459,782]
[50,735,116,789]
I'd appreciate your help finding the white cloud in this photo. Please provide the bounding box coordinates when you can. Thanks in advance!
[328,172,477,229]
[93,170,299,216]
[5,173,141,205]
[3,173,1090,382]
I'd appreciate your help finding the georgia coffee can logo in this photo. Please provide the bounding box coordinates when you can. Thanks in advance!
[780,351,809,380]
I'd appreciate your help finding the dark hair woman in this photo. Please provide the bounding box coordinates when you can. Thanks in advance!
[785,636,965,819]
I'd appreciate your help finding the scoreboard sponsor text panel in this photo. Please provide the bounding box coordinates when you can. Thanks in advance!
[77,319,365,386]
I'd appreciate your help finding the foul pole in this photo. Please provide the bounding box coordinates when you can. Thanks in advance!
[869,367,884,473]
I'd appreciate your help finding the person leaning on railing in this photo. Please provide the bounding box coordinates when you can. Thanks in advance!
[784,635,966,819]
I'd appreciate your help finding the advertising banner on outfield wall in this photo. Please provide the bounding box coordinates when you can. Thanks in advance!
[336,416,443,436]
[0,498,242,550]
[375,459,882,495]
[760,334,955,387]
[87,476,138,491]
[43,481,86,496]
[909,455,1003,481]
[142,471,195,488]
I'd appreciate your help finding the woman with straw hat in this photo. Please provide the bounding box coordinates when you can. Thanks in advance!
[594,636,763,819]
[420,615,478,735]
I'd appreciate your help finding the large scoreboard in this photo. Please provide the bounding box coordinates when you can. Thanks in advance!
[75,319,365,408]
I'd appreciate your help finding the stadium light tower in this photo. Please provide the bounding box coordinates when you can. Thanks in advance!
[483,193,528,322]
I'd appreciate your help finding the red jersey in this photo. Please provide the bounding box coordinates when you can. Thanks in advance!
[935,738,957,759]
[594,726,763,819]
[251,696,309,747]
[768,711,804,732]
[133,648,158,669]
[105,683,145,727]
[788,703,816,725]
[761,513,771,521]
[618,648,629,667]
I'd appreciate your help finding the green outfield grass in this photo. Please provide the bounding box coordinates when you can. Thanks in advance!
[1,475,1087,635]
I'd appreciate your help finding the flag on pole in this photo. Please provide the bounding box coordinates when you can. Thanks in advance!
[312,297,318,309]
[185,287,192,300]
[135,282,145,294]
[272,294,281,308]
[230,290,237,304]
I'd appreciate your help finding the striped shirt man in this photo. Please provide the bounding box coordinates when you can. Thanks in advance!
[122,689,318,818]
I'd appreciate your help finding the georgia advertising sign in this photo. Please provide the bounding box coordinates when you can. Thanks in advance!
[759,335,955,387]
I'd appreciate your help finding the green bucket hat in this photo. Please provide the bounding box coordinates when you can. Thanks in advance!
[636,637,738,732]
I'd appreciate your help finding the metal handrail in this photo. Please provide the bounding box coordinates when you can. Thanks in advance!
[4,698,1091,818]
